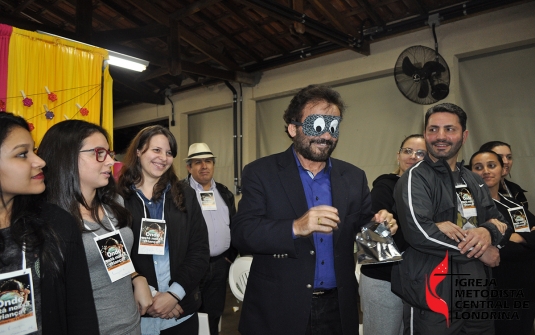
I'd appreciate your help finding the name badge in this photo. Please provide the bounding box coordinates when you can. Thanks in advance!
[94,231,135,282]
[0,269,37,334]
[456,184,477,219]
[200,191,217,210]
[138,218,167,255]
[508,207,530,232]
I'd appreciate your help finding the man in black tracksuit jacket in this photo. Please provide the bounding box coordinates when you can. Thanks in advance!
[392,103,511,335]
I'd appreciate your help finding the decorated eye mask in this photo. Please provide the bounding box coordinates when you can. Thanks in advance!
[291,114,342,138]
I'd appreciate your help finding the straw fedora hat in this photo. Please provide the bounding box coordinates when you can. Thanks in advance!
[184,143,216,161]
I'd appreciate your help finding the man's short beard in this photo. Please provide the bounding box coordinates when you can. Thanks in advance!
[426,140,462,161]
[293,132,337,162]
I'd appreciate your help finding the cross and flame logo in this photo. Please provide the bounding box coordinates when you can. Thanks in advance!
[425,251,450,327]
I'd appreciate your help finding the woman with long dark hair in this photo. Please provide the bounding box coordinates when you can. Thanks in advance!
[0,113,98,334]
[470,150,535,335]
[38,120,152,335]
[118,125,209,335]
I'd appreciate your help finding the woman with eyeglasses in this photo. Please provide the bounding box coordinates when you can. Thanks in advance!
[479,141,528,209]
[38,120,152,335]
[359,134,427,335]
[469,150,535,335]
[118,125,209,335]
[0,113,99,334]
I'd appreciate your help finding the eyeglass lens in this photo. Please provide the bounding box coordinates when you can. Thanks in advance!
[401,148,426,159]
[96,148,115,162]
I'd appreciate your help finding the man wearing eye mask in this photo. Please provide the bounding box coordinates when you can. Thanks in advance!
[231,84,397,335]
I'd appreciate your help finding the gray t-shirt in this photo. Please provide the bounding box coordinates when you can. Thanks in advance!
[82,207,141,335]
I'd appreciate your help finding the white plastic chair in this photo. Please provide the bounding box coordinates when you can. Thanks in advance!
[355,263,362,283]
[228,255,253,301]
[198,312,210,335]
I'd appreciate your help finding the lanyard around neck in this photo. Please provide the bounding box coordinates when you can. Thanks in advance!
[21,243,26,269]
[135,191,166,221]
[493,193,520,209]
[83,206,117,237]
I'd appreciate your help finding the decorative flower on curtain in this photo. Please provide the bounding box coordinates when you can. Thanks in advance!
[45,86,57,101]
[20,90,33,107]
[80,107,89,116]
[28,122,34,131]
[23,97,33,106]
[45,110,54,119]
[0,100,5,112]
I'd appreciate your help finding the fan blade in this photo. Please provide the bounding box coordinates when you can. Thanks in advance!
[422,61,446,78]
[418,80,430,99]
[431,83,450,101]
[402,57,418,77]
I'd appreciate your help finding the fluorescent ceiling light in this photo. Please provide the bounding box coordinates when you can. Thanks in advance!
[36,31,149,72]
[108,50,149,72]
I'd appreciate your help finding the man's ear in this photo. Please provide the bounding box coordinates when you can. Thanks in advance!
[288,123,297,138]
[462,129,469,145]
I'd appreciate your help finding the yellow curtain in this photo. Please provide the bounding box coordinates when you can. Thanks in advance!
[5,28,113,148]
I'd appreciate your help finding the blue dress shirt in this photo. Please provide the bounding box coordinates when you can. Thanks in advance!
[293,148,337,289]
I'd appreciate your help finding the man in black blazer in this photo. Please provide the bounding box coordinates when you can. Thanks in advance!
[185,143,237,335]
[231,85,397,335]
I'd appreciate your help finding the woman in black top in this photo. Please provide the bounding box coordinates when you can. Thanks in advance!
[117,125,209,335]
[470,150,535,335]
[0,112,98,334]
[359,134,426,335]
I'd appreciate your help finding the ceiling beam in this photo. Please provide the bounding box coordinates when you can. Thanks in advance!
[92,24,169,44]
[75,0,93,43]
[170,0,223,21]
[222,1,286,54]
[168,19,181,76]
[0,12,78,40]
[309,0,359,36]
[292,0,306,34]
[135,67,170,82]
[178,24,240,70]
[408,0,427,15]
[354,0,385,26]
[10,0,36,14]
[122,0,169,25]
[181,61,257,85]
[235,0,369,55]
[122,0,239,70]
[194,11,263,63]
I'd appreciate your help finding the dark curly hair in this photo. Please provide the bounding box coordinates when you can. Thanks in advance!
[118,125,186,211]
[282,84,346,138]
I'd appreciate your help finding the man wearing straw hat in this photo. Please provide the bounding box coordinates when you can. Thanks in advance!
[185,143,236,335]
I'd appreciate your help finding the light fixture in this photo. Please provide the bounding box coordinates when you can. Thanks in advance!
[107,50,149,72]
[37,31,149,72]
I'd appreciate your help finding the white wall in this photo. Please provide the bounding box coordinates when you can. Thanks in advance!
[114,2,535,202]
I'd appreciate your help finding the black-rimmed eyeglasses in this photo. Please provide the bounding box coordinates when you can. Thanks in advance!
[399,147,426,159]
[79,147,115,162]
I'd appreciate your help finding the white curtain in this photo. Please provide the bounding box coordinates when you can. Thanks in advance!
[188,107,236,193]
[459,44,535,207]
